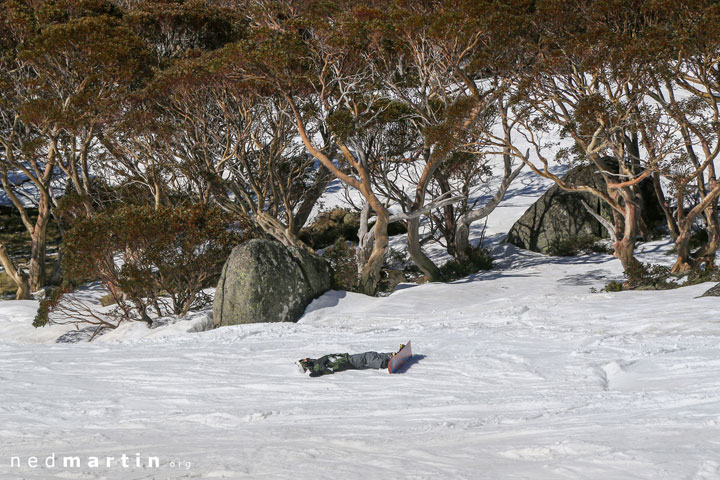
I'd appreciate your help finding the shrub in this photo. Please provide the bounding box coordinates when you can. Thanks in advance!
[548,234,608,256]
[50,204,244,325]
[33,285,66,328]
[627,263,673,290]
[685,266,720,286]
[603,262,674,292]
[299,208,408,250]
[602,280,624,292]
[690,228,709,250]
[440,248,493,281]
[322,237,359,292]
[299,208,359,249]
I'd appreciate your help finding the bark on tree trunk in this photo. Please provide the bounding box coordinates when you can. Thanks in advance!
[671,228,694,274]
[407,217,443,281]
[292,165,333,235]
[29,234,47,293]
[614,194,643,282]
[434,172,456,256]
[355,202,373,273]
[358,207,388,296]
[696,204,720,269]
[615,235,643,281]
[670,202,720,273]
[453,160,524,262]
[256,212,313,252]
[403,146,445,282]
[454,223,471,261]
[0,244,30,300]
[653,173,679,240]
[29,199,51,292]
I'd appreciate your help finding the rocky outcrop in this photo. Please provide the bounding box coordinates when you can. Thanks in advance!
[213,239,332,326]
[699,283,720,297]
[506,162,663,255]
[506,165,612,254]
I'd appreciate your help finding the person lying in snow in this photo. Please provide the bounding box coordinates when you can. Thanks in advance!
[296,346,405,377]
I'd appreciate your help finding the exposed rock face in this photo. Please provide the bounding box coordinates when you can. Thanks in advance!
[506,162,664,255]
[506,164,612,254]
[213,239,332,326]
[699,283,720,297]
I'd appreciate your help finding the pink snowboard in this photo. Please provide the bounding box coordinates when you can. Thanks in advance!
[388,341,412,373]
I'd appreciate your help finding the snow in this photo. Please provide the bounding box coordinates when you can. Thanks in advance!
[1,169,720,479]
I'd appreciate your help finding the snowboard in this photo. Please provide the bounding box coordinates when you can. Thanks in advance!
[388,341,412,374]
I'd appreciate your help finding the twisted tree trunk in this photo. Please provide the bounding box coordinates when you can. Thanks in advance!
[0,244,29,300]
[28,197,51,292]
[358,203,388,296]
[613,189,644,282]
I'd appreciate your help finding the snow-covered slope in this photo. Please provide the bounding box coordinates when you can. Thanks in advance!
[1,171,719,479]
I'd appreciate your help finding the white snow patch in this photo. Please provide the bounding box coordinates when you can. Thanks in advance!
[0,162,719,479]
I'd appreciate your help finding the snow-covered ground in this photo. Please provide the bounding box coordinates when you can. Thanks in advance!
[1,170,720,479]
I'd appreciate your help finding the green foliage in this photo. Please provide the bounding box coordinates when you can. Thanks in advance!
[377,269,408,295]
[684,267,720,286]
[548,235,610,257]
[3,0,720,310]
[299,208,408,251]
[60,205,243,322]
[33,284,70,327]
[322,240,423,295]
[0,1,34,57]
[604,263,674,292]
[602,262,720,293]
[631,263,674,290]
[125,0,245,60]
[424,96,478,157]
[0,205,61,262]
[603,280,624,292]
[385,221,409,237]
[18,14,152,129]
[440,248,493,281]
[326,109,356,142]
[690,229,709,250]
[55,179,160,230]
[299,208,359,250]
[37,0,122,23]
[573,93,614,137]
[323,237,359,292]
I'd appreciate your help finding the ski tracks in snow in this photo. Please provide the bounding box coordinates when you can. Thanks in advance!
[1,245,720,478]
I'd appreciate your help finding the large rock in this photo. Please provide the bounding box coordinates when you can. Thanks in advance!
[213,239,332,326]
[700,283,720,297]
[506,164,612,254]
[506,161,663,255]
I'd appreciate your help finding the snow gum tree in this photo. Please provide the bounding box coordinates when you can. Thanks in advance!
[0,0,34,298]
[643,1,720,273]
[420,0,530,265]
[8,0,720,307]
[146,52,333,250]
[215,3,401,295]
[96,0,243,210]
[0,1,149,295]
[352,1,524,279]
[511,0,674,283]
[124,0,243,62]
